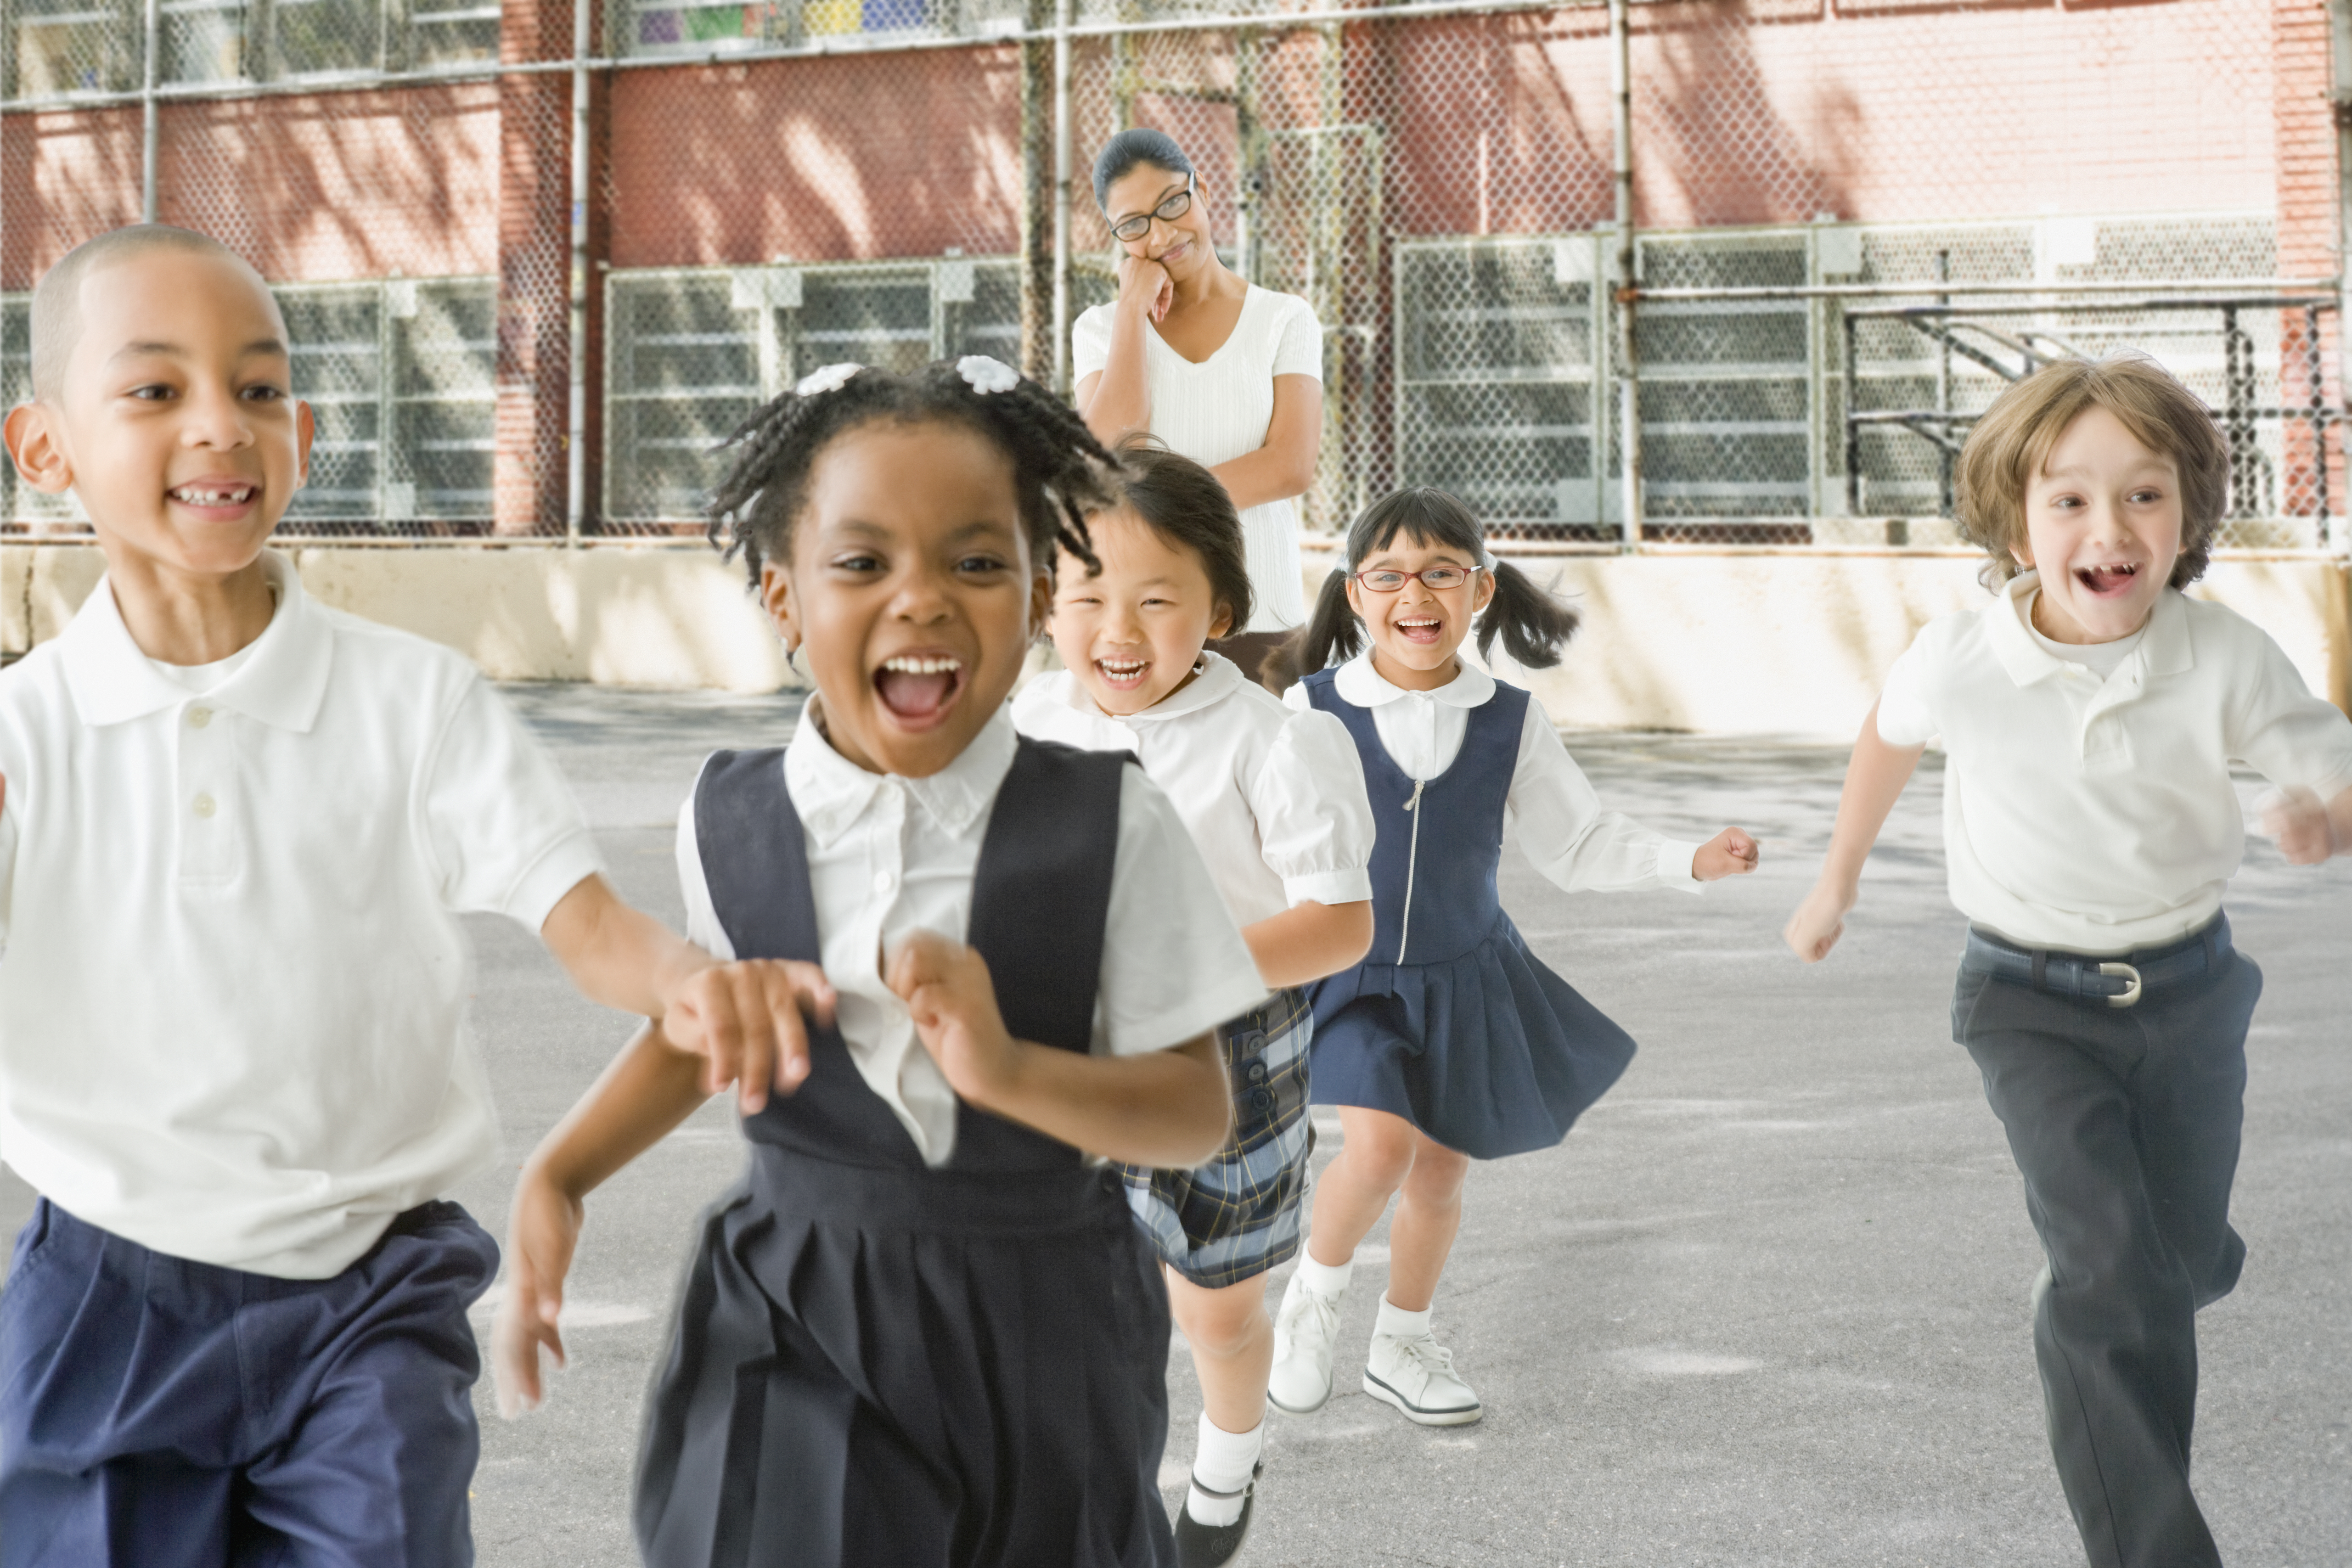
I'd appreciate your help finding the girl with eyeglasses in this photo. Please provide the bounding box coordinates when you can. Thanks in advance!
[1075,128,1324,691]
[1267,488,1761,1430]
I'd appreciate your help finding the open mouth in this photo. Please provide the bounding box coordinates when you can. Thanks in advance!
[1395,615,1444,646]
[1094,655,1150,693]
[167,483,259,511]
[2073,562,2140,597]
[873,653,966,728]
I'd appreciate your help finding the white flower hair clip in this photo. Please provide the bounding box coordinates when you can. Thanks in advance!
[957,355,1020,395]
[794,362,864,398]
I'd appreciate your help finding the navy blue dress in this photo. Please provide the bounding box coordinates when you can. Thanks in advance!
[634,740,1174,1568]
[1301,669,1637,1160]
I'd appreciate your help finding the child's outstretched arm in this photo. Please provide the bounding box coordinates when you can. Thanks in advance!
[1243,900,1374,989]
[494,959,837,1418]
[1785,701,1924,963]
[540,871,827,1114]
[2259,786,2352,865]
[886,931,1230,1168]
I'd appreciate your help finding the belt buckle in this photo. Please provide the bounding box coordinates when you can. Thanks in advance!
[2099,961,2143,1009]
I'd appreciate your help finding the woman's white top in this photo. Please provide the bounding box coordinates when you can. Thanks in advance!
[1012,651,1376,928]
[675,705,1268,1167]
[1073,285,1322,633]
[1285,650,1703,894]
[1875,571,2352,954]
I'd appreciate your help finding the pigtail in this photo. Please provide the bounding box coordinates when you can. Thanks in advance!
[1288,566,1363,675]
[933,367,1116,578]
[1474,560,1579,670]
[701,360,1121,592]
[707,380,857,586]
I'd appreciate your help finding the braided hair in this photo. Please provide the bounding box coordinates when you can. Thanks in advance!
[1288,487,1579,675]
[707,359,1118,589]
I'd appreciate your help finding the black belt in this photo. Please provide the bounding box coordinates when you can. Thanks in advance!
[1961,914,2232,1010]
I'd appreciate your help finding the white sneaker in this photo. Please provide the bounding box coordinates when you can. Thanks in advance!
[1363,1330,1482,1426]
[1267,1273,1344,1414]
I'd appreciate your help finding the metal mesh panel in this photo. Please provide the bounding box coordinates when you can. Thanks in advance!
[0,0,2337,557]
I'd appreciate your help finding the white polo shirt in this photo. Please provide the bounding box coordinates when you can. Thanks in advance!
[0,553,603,1278]
[1876,570,2352,955]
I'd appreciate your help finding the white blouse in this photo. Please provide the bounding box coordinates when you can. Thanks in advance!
[1073,285,1322,633]
[1283,651,1703,895]
[675,706,1269,1166]
[1012,652,1376,929]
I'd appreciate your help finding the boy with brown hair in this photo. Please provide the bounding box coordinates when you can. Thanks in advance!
[0,225,822,1565]
[1785,352,2352,1567]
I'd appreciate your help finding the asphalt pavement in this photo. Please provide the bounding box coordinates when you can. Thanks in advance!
[2,683,2344,1566]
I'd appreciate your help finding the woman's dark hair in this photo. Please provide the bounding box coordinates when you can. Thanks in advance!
[706,360,1117,588]
[1287,487,1578,676]
[1092,128,1193,211]
[1085,436,1253,634]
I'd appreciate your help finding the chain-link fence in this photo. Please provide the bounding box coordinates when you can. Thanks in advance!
[1,0,2340,554]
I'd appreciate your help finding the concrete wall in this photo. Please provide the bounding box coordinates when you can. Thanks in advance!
[6,543,2344,738]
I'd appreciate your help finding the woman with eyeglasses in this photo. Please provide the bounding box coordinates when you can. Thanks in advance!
[1076,129,1324,690]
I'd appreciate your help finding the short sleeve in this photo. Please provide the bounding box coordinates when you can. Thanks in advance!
[674,784,735,960]
[1073,305,1115,383]
[0,799,15,949]
[419,675,605,930]
[2225,625,2352,797]
[1271,297,1322,382]
[1095,766,1270,1055]
[1249,708,1374,907]
[1873,632,1940,748]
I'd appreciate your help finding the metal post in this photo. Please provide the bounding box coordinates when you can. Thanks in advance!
[566,0,591,544]
[1051,0,1072,395]
[2330,0,2352,552]
[1935,248,1952,519]
[2311,303,2332,527]
[1608,0,1638,549]
[140,0,160,222]
[1842,307,1860,516]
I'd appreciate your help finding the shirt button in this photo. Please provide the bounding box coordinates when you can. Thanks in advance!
[873,870,895,894]
[192,793,217,819]
[186,706,213,729]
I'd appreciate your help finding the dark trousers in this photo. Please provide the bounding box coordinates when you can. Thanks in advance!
[0,1198,496,1568]
[1952,939,2259,1568]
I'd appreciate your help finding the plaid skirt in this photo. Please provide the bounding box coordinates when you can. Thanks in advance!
[1123,987,1315,1289]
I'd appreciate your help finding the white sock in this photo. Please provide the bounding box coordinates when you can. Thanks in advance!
[1295,1253,1352,1300]
[1187,1414,1263,1528]
[1375,1293,1432,1341]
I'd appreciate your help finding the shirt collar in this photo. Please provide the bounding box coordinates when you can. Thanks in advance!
[60,551,333,732]
[1986,570,2193,689]
[1331,646,1496,709]
[784,699,1020,849]
[1063,649,1245,725]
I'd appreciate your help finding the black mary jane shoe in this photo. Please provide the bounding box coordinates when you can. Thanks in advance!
[1173,1463,1262,1568]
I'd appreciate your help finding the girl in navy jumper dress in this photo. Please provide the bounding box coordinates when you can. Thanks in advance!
[490,360,1265,1568]
[1266,489,1761,1428]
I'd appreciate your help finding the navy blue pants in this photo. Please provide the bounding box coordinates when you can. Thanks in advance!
[1954,940,2259,1568]
[0,1197,496,1568]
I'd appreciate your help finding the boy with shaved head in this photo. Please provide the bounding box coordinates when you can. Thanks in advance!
[0,229,830,1565]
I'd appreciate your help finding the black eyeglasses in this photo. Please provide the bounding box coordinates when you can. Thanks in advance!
[1108,175,1194,243]
[1352,565,1481,593]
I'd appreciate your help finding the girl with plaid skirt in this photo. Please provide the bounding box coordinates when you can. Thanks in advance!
[1015,440,1376,1568]
[1267,488,1761,1431]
